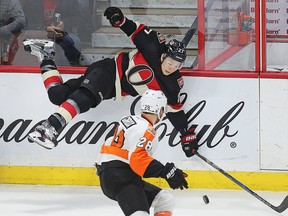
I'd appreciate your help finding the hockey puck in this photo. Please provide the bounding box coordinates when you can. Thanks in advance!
[203,195,209,204]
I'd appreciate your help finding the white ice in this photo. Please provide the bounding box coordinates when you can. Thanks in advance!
[0,184,287,216]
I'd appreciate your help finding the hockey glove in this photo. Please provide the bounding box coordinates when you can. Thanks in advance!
[180,128,198,157]
[104,7,125,27]
[161,162,188,190]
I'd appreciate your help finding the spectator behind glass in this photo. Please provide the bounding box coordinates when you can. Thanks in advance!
[0,0,26,65]
[22,0,93,66]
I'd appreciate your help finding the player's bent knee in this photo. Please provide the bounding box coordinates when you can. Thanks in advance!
[48,85,70,105]
[69,88,96,113]
[152,190,175,214]
[130,210,149,216]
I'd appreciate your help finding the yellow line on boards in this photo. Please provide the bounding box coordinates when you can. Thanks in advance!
[0,166,287,191]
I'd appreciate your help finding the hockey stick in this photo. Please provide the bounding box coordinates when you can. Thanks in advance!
[195,152,288,213]
[182,0,216,68]
[182,16,198,46]
[181,16,198,69]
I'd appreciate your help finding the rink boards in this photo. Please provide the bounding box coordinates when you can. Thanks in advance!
[0,72,287,190]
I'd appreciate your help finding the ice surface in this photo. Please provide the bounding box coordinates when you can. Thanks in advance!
[0,184,286,216]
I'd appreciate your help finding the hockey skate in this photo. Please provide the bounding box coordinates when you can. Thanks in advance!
[28,120,58,150]
[23,39,55,61]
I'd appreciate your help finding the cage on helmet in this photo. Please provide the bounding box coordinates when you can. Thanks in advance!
[141,90,167,120]
[163,39,187,63]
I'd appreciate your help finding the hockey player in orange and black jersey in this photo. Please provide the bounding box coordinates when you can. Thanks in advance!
[25,6,198,158]
[95,90,188,216]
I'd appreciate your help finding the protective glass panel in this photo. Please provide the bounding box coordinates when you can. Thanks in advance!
[1,0,198,68]
[263,1,288,72]
[0,0,92,66]
[197,0,255,71]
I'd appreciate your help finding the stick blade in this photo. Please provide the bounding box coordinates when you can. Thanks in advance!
[274,195,288,213]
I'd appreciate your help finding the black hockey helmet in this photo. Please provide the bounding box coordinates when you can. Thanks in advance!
[163,39,187,63]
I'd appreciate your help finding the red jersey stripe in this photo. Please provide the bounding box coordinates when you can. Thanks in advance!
[61,101,78,118]
[43,76,62,89]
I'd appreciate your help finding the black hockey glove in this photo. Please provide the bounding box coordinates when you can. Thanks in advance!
[161,162,188,190]
[104,7,125,27]
[180,128,198,157]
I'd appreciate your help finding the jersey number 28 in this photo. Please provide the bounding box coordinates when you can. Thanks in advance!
[136,137,153,151]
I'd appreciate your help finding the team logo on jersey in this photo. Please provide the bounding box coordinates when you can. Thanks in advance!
[127,64,155,86]
[121,116,136,129]
[83,79,90,84]
[177,77,184,88]
[157,32,166,44]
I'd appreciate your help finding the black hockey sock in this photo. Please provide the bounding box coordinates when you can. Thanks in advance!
[40,60,57,73]
[40,60,63,91]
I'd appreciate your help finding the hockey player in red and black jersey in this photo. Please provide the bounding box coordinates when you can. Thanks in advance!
[24,7,198,158]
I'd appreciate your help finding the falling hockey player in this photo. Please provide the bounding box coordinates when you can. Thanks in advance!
[23,6,198,158]
[95,89,188,216]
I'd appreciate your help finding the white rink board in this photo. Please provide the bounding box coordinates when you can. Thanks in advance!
[260,79,288,171]
[0,73,262,171]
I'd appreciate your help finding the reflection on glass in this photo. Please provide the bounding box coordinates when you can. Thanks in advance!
[4,0,198,67]
[21,0,93,66]
[263,1,288,72]
[198,0,255,71]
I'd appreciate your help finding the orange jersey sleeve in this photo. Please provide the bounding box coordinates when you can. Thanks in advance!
[129,126,156,177]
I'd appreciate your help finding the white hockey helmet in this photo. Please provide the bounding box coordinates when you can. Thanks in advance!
[141,90,167,119]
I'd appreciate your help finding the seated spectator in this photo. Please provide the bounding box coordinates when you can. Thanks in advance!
[21,0,93,66]
[0,0,26,65]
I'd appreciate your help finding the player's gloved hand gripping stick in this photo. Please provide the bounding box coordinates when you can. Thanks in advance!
[180,127,198,157]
